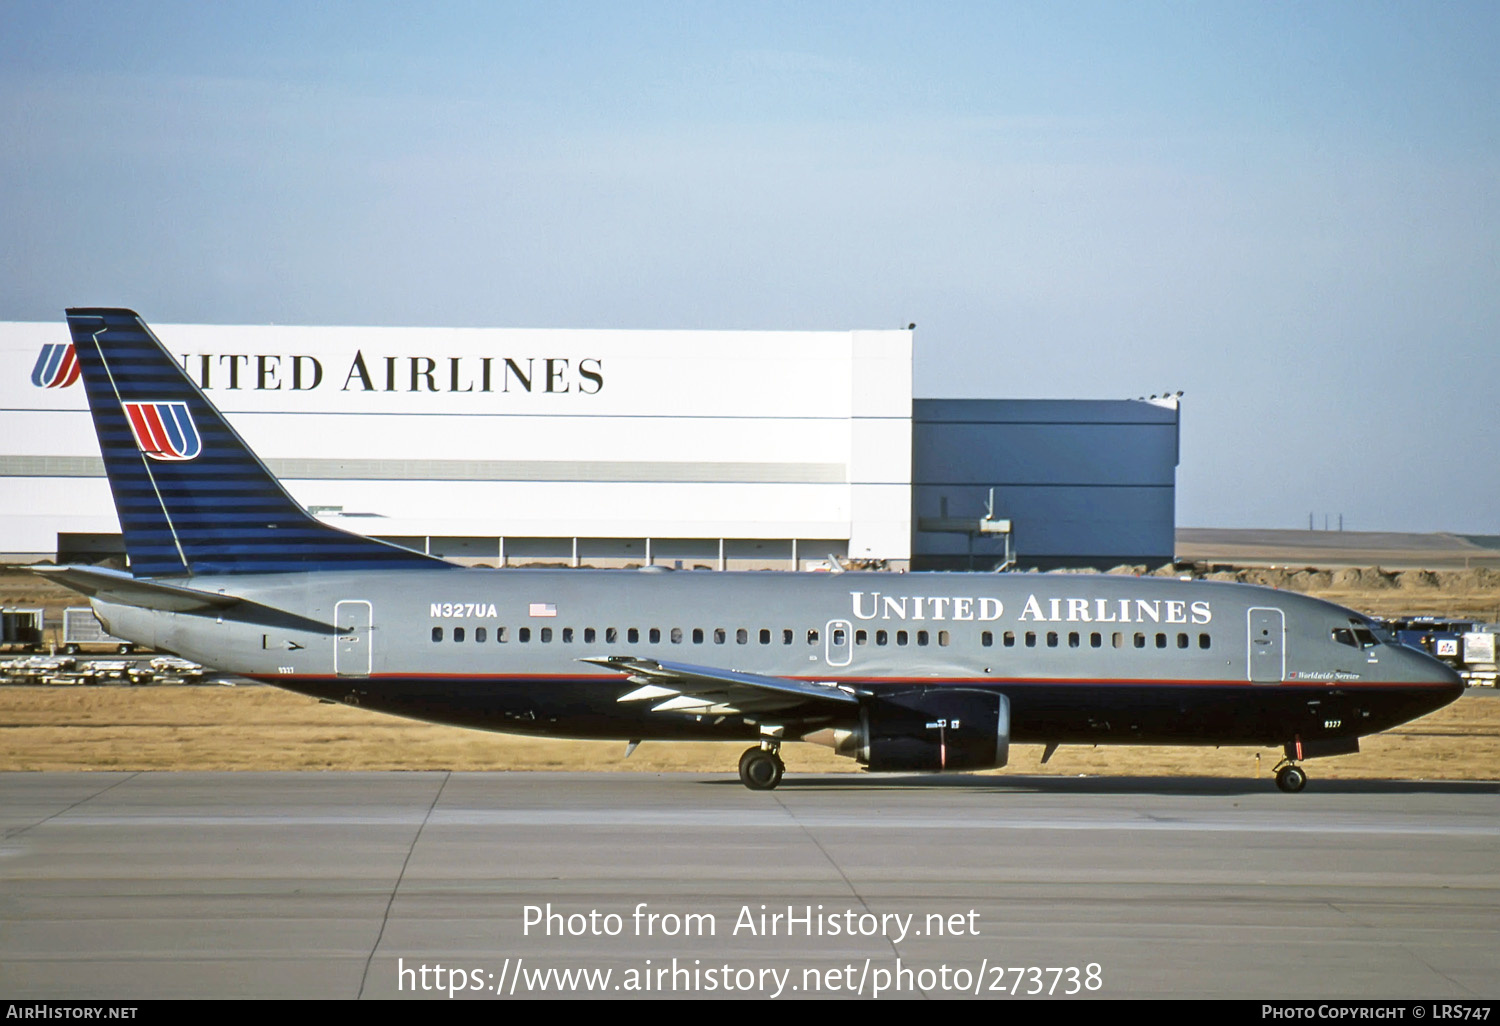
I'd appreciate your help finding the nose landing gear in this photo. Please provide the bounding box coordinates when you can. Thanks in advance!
[1273,761,1307,793]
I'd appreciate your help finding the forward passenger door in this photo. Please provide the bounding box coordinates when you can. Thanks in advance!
[1247,607,1285,683]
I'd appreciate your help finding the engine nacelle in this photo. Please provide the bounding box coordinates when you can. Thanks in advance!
[854,688,1010,772]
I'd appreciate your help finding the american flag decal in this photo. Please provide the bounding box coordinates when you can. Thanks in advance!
[122,401,203,461]
[31,343,81,388]
[528,602,558,618]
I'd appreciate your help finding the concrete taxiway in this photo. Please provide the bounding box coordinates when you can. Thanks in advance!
[2,771,1497,1000]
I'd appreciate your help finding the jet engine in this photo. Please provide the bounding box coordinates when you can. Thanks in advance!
[806,688,1010,772]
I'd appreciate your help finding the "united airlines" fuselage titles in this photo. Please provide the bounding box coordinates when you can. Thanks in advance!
[848,591,1211,625]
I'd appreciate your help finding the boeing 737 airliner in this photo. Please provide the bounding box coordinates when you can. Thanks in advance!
[34,309,1464,791]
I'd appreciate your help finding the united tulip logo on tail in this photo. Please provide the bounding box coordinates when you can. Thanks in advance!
[122,401,202,461]
[31,343,80,388]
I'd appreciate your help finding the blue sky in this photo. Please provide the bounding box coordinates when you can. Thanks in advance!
[3,1,1497,532]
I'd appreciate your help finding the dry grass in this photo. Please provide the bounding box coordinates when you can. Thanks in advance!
[2,683,1495,780]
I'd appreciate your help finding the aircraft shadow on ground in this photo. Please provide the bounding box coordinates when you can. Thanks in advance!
[702,774,1500,796]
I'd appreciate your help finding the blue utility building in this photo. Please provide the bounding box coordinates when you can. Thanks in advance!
[912,398,1180,571]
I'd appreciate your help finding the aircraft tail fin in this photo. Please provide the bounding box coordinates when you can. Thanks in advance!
[65,308,451,577]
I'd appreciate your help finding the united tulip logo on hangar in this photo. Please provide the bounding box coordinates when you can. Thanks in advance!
[31,344,605,395]
[31,343,81,388]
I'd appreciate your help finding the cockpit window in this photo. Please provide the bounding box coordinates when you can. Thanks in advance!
[1333,618,1387,649]
[1348,617,1390,647]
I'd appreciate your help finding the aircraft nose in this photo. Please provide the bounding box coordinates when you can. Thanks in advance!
[1405,646,1465,694]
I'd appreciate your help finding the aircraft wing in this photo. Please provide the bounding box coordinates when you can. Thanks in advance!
[581,655,860,716]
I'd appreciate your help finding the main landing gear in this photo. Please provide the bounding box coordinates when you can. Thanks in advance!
[738,744,785,791]
[1274,761,1308,793]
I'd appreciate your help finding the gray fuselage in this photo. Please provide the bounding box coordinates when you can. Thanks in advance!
[92,566,1463,752]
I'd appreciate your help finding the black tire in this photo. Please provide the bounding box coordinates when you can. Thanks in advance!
[738,747,784,791]
[1276,765,1308,793]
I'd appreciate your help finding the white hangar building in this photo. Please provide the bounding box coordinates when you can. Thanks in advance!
[2,319,1178,571]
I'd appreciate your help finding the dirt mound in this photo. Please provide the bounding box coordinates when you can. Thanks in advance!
[1331,567,1398,590]
[1239,568,1289,588]
[1288,569,1334,591]
[1397,570,1442,590]
[1444,568,1500,591]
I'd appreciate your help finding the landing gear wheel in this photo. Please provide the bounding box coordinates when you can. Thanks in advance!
[1276,765,1308,793]
[738,747,784,791]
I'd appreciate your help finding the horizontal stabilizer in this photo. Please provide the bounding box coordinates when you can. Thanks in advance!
[28,565,342,634]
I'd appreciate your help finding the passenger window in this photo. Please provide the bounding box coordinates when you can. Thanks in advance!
[475,627,486,643]
[1112,632,1123,648]
[1004,631,1015,648]
[541,628,553,643]
[856,629,868,645]
[671,627,683,644]
[1047,631,1059,648]
[1090,632,1102,648]
[693,628,704,644]
[715,628,726,644]
[981,631,993,647]
[649,628,661,644]
[498,626,509,643]
[605,627,617,643]
[917,630,929,646]
[1025,632,1036,648]
[833,628,846,646]
[1177,632,1188,649]
[584,627,596,643]
[1155,633,1167,649]
[759,629,771,644]
[431,626,443,642]
[562,627,574,643]
[782,629,794,645]
[737,628,748,644]
[1199,633,1211,650]
[520,627,532,643]
[808,629,820,644]
[1068,631,1080,648]
[627,628,638,643]
[938,630,950,647]
[876,630,888,646]
[1133,633,1145,649]
[896,630,908,646]
[454,627,465,643]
